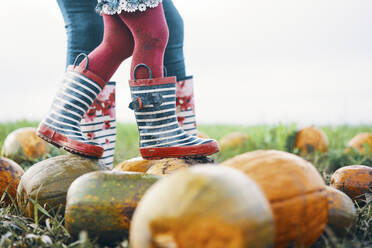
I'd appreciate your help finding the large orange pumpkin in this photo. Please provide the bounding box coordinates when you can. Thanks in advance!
[130,166,275,248]
[113,157,156,173]
[222,150,328,248]
[219,132,249,151]
[330,165,372,202]
[326,186,356,235]
[1,127,50,164]
[291,127,328,155]
[0,157,24,204]
[347,133,372,154]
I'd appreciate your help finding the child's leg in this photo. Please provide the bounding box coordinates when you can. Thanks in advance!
[118,4,218,159]
[119,5,169,79]
[80,14,134,82]
[37,15,134,158]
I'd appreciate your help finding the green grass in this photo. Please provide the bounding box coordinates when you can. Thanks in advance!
[0,121,371,247]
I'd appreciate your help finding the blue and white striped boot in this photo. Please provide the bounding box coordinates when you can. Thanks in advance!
[37,64,106,158]
[129,65,219,160]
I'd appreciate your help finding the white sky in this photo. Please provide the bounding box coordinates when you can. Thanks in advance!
[1,0,372,125]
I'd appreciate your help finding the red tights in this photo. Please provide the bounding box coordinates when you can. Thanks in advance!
[81,4,169,83]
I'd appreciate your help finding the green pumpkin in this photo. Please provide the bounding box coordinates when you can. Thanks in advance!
[65,171,160,243]
[17,154,106,217]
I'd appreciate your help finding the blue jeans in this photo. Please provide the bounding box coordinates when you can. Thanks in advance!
[56,0,187,81]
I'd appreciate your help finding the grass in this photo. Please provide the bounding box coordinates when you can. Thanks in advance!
[0,121,371,247]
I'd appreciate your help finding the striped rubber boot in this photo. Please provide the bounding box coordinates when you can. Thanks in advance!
[176,76,197,136]
[129,65,219,160]
[37,65,106,158]
[80,82,116,168]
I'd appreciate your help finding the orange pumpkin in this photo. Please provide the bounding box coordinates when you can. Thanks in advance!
[326,187,357,235]
[0,157,24,204]
[347,133,372,154]
[146,157,214,176]
[113,157,156,173]
[222,150,328,248]
[130,166,275,248]
[219,132,249,151]
[293,127,328,155]
[197,131,210,139]
[330,165,372,202]
[1,127,50,164]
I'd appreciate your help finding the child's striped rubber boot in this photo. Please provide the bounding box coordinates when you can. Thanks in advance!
[37,56,105,158]
[80,81,116,168]
[176,76,197,136]
[129,64,219,160]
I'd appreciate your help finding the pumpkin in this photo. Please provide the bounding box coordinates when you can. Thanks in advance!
[219,132,249,151]
[1,127,50,164]
[146,157,214,176]
[130,165,274,248]
[197,131,210,139]
[222,150,328,248]
[17,154,106,217]
[113,157,156,173]
[347,133,372,154]
[65,171,160,243]
[287,126,328,155]
[0,157,24,204]
[326,186,356,235]
[330,165,372,202]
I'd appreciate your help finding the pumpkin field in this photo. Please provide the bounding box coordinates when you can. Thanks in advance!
[0,121,371,248]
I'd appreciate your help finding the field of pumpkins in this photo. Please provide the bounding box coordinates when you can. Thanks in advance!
[0,122,371,248]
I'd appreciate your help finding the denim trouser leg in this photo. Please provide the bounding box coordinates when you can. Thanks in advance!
[163,0,187,81]
[56,0,104,67]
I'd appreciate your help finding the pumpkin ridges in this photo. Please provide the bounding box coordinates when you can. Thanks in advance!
[222,150,328,248]
[0,157,24,204]
[330,165,372,201]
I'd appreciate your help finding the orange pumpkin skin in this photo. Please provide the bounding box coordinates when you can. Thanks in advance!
[222,150,328,248]
[330,165,372,202]
[113,157,156,173]
[0,157,24,204]
[1,127,50,164]
[326,187,356,235]
[294,127,328,155]
[347,133,372,154]
[219,132,249,151]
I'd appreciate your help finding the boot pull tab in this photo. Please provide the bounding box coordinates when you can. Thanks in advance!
[129,93,164,111]
[73,53,89,70]
[133,64,153,80]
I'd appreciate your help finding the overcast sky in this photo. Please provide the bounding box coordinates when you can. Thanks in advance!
[1,0,372,125]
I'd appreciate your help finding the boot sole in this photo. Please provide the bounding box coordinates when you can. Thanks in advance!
[140,141,219,160]
[37,123,104,158]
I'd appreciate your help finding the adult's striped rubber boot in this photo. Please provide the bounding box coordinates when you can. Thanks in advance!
[80,81,116,168]
[129,65,219,160]
[176,76,197,136]
[37,64,105,158]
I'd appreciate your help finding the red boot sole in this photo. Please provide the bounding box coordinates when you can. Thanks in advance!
[140,141,219,160]
[37,123,104,158]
